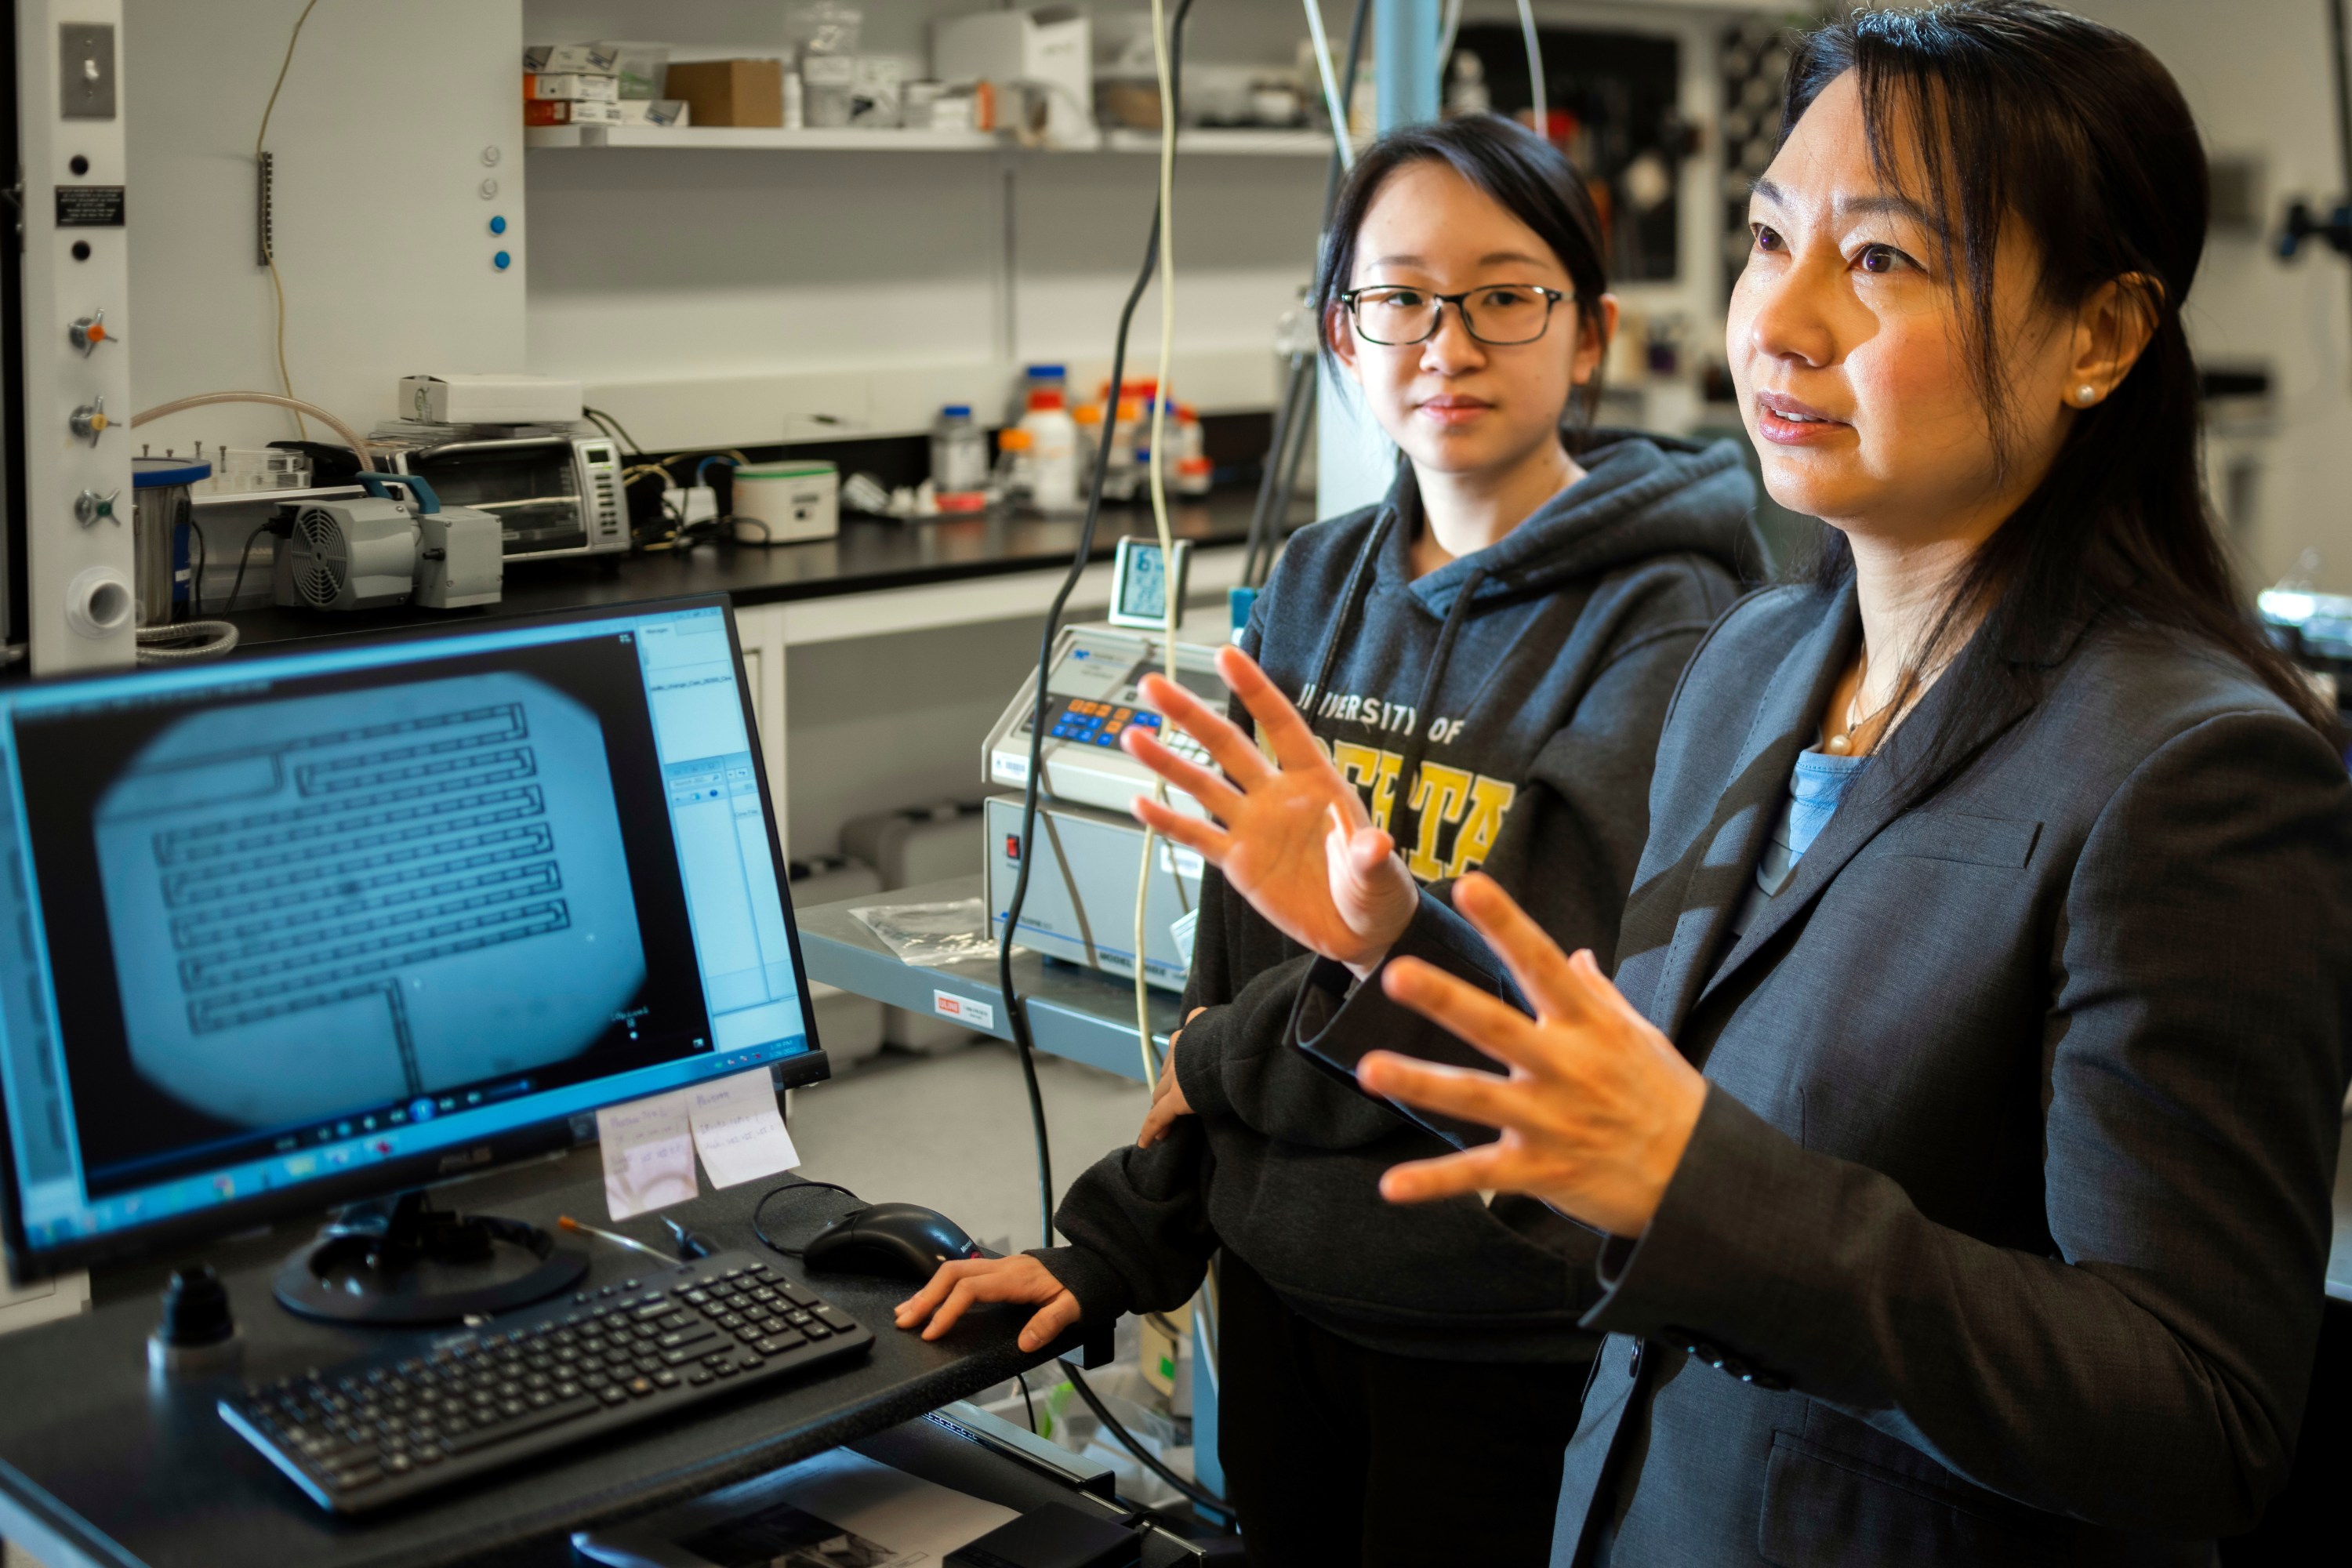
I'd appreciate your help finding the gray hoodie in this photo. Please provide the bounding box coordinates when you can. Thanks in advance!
[1034,431,1759,1363]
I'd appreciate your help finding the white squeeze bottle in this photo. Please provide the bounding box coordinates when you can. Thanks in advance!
[1019,387,1081,514]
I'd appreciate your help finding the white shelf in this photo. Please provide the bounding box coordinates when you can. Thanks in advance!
[525,125,1348,158]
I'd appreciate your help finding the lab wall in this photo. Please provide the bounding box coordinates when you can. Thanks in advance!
[121,0,528,455]
[2074,0,2352,590]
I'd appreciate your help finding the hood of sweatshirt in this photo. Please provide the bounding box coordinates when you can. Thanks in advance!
[1392,428,1759,618]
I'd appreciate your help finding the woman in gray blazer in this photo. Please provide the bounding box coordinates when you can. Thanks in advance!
[1113,2,2352,1563]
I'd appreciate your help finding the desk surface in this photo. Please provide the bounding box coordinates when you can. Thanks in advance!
[219,492,1290,651]
[0,1163,1087,1568]
[796,875,1185,1084]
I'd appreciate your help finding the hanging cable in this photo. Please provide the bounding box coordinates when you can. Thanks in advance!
[1516,0,1548,136]
[1438,0,1466,75]
[1301,0,1356,171]
[256,0,322,440]
[1131,0,1185,1089]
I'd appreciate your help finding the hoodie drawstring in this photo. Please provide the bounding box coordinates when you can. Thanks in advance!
[1296,506,1394,722]
[1388,565,1485,862]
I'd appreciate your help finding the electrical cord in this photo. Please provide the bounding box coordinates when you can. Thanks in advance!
[997,0,1200,1258]
[186,517,210,617]
[256,0,321,441]
[1057,1356,1229,1516]
[750,1178,865,1259]
[1016,1371,1039,1434]
[582,405,651,458]
[222,520,278,613]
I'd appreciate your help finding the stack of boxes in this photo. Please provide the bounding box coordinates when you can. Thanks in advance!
[524,43,688,130]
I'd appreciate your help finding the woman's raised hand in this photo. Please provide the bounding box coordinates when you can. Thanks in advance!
[1122,645,1417,975]
[1356,873,1710,1237]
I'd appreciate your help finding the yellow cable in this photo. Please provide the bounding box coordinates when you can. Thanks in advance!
[256,0,321,440]
[1133,0,1181,1087]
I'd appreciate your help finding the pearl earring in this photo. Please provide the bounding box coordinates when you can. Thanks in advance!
[2076,384,2098,405]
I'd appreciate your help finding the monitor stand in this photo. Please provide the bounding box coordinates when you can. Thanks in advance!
[274,1191,590,1326]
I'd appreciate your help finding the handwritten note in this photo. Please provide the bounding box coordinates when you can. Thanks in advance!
[686,1069,801,1189]
[597,1091,699,1220]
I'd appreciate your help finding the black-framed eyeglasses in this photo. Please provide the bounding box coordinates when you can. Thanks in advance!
[1338,284,1572,347]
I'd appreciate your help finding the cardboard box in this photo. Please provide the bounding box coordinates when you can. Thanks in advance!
[523,98,622,126]
[524,71,619,102]
[524,42,619,74]
[663,58,785,128]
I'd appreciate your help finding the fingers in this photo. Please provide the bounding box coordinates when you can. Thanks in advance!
[895,1258,1057,1341]
[1376,1142,1511,1205]
[1354,1047,1526,1135]
[1137,673,1271,789]
[1120,728,1245,818]
[1214,644,1334,776]
[1377,956,1563,1080]
[1017,1292,1083,1353]
[1450,873,1597,1027]
[1137,1092,1191,1147]
[1129,795,1231,862]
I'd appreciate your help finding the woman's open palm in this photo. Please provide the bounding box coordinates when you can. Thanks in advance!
[1122,645,1417,973]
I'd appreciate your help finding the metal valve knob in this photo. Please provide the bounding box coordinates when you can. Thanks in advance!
[69,396,109,445]
[74,489,119,527]
[68,310,116,354]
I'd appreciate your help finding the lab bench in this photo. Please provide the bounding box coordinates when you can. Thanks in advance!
[0,1152,1192,1568]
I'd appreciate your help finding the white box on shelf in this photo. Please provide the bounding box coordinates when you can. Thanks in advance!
[932,5,1092,147]
[616,98,689,127]
[524,42,619,74]
[524,72,619,102]
[398,373,583,426]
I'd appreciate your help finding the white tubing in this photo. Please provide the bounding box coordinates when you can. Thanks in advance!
[1134,0,1184,1087]
[1517,0,1547,134]
[1302,0,1356,169]
[132,390,376,470]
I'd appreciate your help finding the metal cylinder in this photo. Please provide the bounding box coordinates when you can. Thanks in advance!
[130,456,212,626]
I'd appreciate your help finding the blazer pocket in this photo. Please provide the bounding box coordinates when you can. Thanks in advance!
[1758,1434,2078,1568]
[1878,812,2042,869]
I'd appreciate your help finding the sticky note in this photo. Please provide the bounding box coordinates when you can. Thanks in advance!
[597,1091,699,1220]
[685,1068,800,1189]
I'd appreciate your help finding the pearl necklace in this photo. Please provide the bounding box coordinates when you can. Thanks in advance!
[1824,649,1896,756]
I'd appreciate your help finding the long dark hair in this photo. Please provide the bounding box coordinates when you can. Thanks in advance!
[1312,114,1613,429]
[1780,1,2339,753]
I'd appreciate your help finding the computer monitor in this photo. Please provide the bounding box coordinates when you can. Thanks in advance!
[0,596,827,1319]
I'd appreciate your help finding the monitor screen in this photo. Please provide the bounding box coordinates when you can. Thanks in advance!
[0,598,821,1277]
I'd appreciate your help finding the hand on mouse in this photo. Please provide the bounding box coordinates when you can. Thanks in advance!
[894,1254,1080,1353]
[1137,1007,1205,1147]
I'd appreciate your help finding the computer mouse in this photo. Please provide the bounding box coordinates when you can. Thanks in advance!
[800,1201,986,1280]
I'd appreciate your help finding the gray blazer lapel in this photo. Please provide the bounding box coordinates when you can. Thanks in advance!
[1642,586,1859,1039]
[1695,641,2042,1008]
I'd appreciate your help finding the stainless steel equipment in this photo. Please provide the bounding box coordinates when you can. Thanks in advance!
[131,454,208,624]
[366,423,628,561]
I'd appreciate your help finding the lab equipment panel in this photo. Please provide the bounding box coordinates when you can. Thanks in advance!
[985,794,1202,993]
[982,623,1226,818]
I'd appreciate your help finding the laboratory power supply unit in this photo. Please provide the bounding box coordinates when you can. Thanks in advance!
[982,620,1231,992]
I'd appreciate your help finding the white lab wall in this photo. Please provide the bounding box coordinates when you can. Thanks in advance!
[2071,0,2352,589]
[122,0,527,455]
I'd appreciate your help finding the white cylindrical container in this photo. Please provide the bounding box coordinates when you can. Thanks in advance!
[1018,390,1080,513]
[731,460,840,543]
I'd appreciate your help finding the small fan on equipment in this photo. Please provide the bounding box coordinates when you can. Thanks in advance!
[271,474,503,612]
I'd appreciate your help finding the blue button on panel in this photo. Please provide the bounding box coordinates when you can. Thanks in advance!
[492,250,511,270]
[489,214,508,234]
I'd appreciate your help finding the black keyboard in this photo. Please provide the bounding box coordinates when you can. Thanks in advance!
[219,1250,873,1514]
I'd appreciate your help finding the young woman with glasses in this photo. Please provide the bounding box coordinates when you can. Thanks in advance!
[897,115,1760,1563]
[1098,5,2352,1563]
